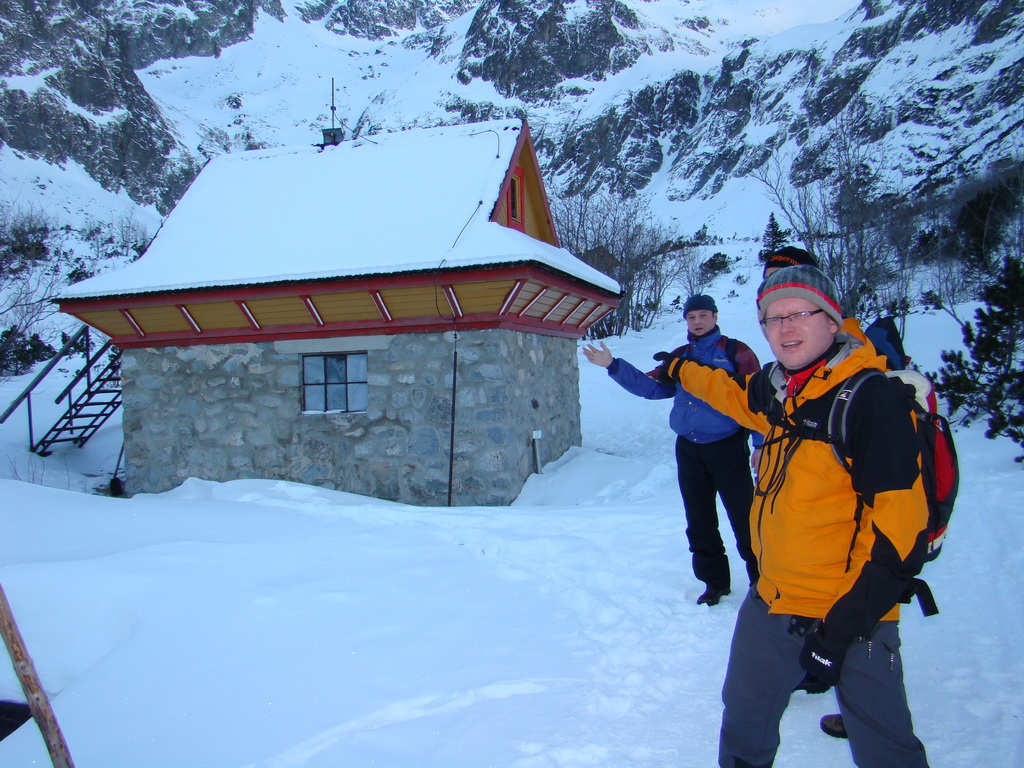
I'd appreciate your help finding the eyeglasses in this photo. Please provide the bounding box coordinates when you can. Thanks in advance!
[760,309,825,329]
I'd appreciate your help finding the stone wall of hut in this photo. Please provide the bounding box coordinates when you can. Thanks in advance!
[121,328,581,506]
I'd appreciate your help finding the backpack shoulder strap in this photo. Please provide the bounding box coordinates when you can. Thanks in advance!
[748,361,780,418]
[828,369,886,472]
[717,336,739,371]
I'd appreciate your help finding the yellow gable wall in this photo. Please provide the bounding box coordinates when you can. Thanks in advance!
[491,129,558,246]
[520,148,556,244]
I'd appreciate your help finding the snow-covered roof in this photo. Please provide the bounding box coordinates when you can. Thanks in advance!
[62,119,619,299]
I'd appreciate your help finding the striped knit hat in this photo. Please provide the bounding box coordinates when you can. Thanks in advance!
[757,265,843,326]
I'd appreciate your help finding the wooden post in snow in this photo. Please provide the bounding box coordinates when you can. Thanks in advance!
[0,583,75,768]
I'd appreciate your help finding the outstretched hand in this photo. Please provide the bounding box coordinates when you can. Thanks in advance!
[582,341,614,368]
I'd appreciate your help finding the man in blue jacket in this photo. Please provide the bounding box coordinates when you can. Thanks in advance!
[583,294,762,606]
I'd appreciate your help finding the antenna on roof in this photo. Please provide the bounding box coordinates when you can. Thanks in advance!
[330,77,337,130]
[318,78,343,148]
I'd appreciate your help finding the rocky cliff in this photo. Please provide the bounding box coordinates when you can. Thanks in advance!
[0,0,1020,220]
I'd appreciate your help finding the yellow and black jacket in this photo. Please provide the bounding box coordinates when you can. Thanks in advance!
[666,333,930,639]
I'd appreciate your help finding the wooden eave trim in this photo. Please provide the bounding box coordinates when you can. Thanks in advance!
[237,300,261,330]
[517,286,549,317]
[499,279,526,315]
[120,309,145,337]
[442,285,463,318]
[540,292,569,322]
[58,263,618,315]
[176,304,202,334]
[60,262,620,347]
[106,310,597,348]
[369,290,393,322]
[579,304,615,329]
[301,295,325,327]
[560,297,588,326]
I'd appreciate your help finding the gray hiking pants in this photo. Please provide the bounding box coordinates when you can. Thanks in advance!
[718,589,929,768]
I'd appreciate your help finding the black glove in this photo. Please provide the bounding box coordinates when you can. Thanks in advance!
[652,351,684,385]
[793,672,833,695]
[799,626,852,687]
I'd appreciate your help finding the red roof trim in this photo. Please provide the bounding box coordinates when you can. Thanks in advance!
[580,305,615,329]
[518,286,549,317]
[120,309,145,337]
[108,312,592,348]
[499,279,526,315]
[177,304,202,334]
[576,304,602,329]
[370,290,392,322]
[301,295,325,326]
[560,297,587,326]
[61,263,620,348]
[541,292,569,322]
[60,263,616,313]
[442,285,463,318]
[237,300,261,330]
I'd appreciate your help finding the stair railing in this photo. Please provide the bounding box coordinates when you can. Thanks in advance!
[0,326,96,450]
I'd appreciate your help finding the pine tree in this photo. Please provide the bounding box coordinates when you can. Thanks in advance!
[0,327,55,376]
[758,213,790,261]
[935,255,1024,461]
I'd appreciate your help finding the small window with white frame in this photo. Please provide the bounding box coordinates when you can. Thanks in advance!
[302,352,368,413]
[509,171,523,223]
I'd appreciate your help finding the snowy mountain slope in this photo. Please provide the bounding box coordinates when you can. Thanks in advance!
[6,0,1018,246]
[546,0,1023,202]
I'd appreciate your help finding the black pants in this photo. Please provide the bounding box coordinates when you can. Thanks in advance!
[675,431,757,590]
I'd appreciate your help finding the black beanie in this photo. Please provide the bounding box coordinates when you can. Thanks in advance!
[683,294,718,314]
[763,246,818,276]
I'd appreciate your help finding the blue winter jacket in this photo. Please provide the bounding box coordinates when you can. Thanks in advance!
[607,327,763,448]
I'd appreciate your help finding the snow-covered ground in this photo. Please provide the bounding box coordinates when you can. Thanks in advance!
[0,254,1020,767]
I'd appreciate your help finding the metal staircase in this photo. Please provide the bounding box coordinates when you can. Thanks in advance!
[0,326,122,455]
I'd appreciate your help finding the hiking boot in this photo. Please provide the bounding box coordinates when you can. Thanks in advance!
[697,586,730,606]
[820,713,847,739]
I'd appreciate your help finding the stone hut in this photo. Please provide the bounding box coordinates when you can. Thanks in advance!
[59,119,620,506]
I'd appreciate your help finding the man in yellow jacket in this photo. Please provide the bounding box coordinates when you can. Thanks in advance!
[656,265,930,768]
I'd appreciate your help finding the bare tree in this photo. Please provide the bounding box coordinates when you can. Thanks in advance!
[754,116,908,319]
[0,205,72,336]
[83,211,150,265]
[0,204,147,367]
[550,191,698,336]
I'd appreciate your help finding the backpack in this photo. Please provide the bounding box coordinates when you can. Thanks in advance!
[863,316,910,371]
[815,368,959,616]
[678,336,739,369]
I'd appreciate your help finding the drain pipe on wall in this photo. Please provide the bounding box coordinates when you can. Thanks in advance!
[532,430,543,474]
[447,331,459,507]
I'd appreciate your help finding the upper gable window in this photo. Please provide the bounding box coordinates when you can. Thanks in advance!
[507,168,525,232]
[302,353,368,413]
